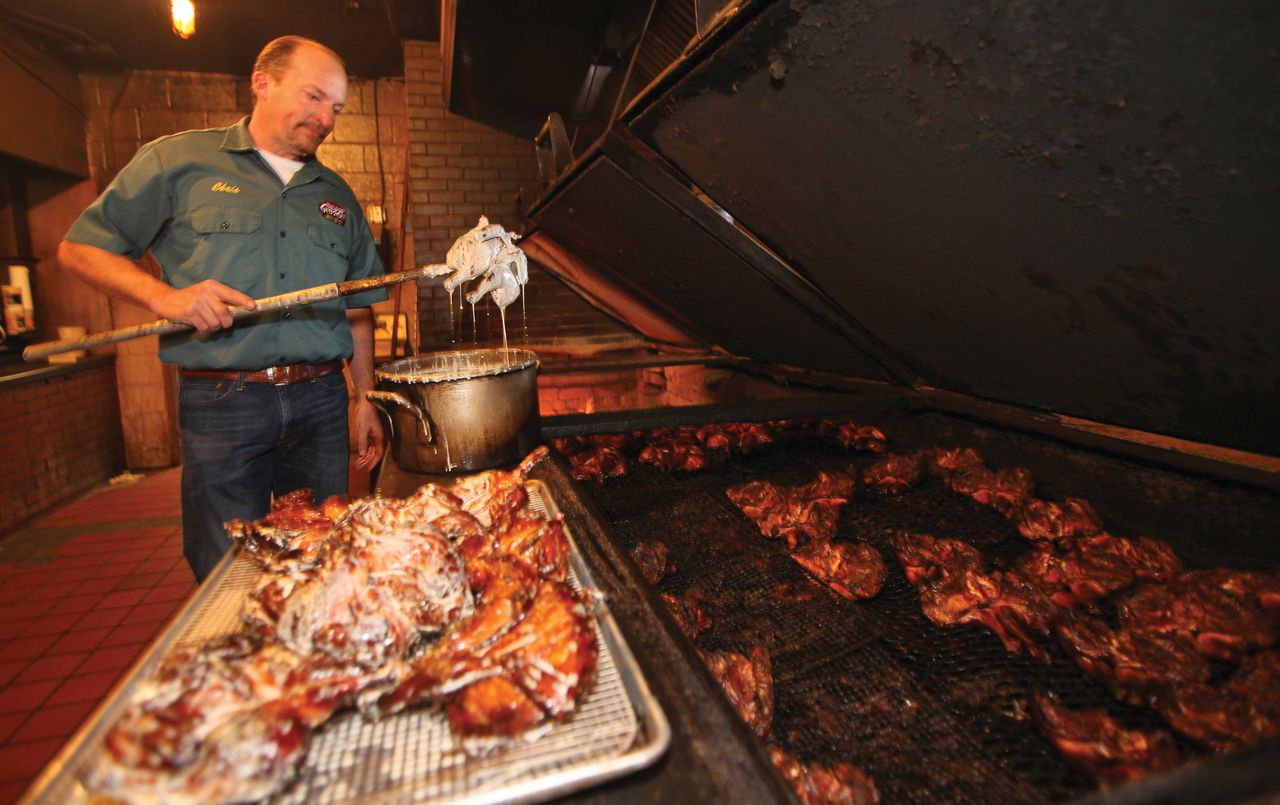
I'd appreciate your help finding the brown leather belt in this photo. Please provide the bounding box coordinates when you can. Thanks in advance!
[179,360,344,385]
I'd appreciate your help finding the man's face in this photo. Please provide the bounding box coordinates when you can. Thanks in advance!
[251,45,347,160]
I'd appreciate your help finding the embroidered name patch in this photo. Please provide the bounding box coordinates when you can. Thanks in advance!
[319,201,347,226]
[211,181,240,193]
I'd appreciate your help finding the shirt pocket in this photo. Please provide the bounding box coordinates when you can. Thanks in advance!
[307,223,351,280]
[186,208,263,287]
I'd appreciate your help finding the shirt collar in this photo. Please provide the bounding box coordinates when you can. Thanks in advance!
[222,115,337,187]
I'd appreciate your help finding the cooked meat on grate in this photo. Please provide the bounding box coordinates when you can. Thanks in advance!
[1055,615,1211,707]
[944,465,1035,518]
[553,433,634,482]
[769,745,880,805]
[566,444,631,482]
[815,417,889,453]
[861,451,930,494]
[1153,650,1280,751]
[791,539,886,601]
[1031,690,1179,786]
[701,646,775,739]
[893,532,1056,659]
[1015,497,1104,545]
[661,588,712,640]
[1118,570,1278,662]
[1010,548,1134,608]
[631,540,677,586]
[726,470,856,548]
[697,421,779,453]
[638,426,710,473]
[926,446,985,477]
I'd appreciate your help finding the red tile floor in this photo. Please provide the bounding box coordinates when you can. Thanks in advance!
[0,468,192,803]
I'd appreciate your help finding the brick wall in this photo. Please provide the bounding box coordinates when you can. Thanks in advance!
[77,68,409,467]
[0,363,125,535]
[402,41,633,351]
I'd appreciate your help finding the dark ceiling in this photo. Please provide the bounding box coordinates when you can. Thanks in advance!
[0,0,439,78]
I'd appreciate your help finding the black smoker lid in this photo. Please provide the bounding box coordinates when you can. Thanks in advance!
[528,0,1280,457]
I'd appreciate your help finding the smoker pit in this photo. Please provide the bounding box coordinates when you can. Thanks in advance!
[540,393,1280,803]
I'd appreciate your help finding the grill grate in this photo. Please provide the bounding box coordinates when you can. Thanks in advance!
[567,410,1280,802]
[30,484,665,805]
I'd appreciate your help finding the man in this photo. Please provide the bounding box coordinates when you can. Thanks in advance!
[59,36,385,581]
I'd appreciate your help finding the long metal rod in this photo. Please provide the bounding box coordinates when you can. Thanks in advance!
[22,264,446,361]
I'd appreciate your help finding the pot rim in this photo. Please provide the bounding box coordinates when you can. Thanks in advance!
[375,348,539,384]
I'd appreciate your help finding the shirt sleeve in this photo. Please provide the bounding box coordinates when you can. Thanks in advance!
[64,141,173,260]
[341,198,389,309]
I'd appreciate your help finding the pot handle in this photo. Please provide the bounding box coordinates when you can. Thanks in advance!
[365,390,432,442]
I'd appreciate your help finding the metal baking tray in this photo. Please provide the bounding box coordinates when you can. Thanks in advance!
[23,480,670,804]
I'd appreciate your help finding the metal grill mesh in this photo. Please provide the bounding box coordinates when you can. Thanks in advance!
[568,411,1280,803]
[34,484,657,805]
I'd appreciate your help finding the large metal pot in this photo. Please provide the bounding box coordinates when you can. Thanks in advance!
[367,348,540,474]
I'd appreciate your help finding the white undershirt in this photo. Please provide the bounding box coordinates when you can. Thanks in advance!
[255,148,305,185]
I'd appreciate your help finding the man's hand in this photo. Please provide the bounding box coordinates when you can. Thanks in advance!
[151,281,256,333]
[351,397,385,470]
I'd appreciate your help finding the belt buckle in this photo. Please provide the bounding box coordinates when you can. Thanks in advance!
[266,366,288,385]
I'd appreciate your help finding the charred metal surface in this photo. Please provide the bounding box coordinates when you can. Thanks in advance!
[545,396,1280,802]
[627,0,1280,455]
[527,149,894,380]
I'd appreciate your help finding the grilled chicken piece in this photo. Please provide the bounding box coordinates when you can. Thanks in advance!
[448,446,547,530]
[569,445,631,482]
[893,532,1056,658]
[85,635,384,804]
[816,418,889,453]
[243,500,473,669]
[224,489,350,571]
[441,581,597,737]
[661,589,712,640]
[726,471,856,548]
[638,426,709,473]
[1031,690,1179,786]
[944,465,1034,518]
[1011,549,1134,608]
[1154,650,1280,751]
[696,421,779,453]
[1119,570,1278,662]
[926,446,985,477]
[1055,616,1211,706]
[702,646,774,739]
[791,540,886,601]
[553,435,633,482]
[631,540,677,586]
[1015,497,1104,545]
[769,745,881,805]
[861,451,930,494]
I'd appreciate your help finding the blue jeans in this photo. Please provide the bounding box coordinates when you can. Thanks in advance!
[178,372,350,581]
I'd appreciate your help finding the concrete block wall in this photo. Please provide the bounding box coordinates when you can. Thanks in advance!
[0,364,124,535]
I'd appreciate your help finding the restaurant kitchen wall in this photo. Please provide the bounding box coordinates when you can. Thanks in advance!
[76,68,409,468]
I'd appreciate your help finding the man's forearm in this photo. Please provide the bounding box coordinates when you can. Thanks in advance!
[346,307,377,393]
[57,240,173,315]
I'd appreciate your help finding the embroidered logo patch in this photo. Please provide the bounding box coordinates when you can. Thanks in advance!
[319,201,347,226]
[211,181,240,193]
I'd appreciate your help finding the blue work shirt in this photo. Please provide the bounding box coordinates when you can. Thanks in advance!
[66,116,387,370]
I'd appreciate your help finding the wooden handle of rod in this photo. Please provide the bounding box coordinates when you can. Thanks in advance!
[22,285,341,361]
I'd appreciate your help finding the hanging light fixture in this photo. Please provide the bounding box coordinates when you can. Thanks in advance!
[171,0,196,39]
